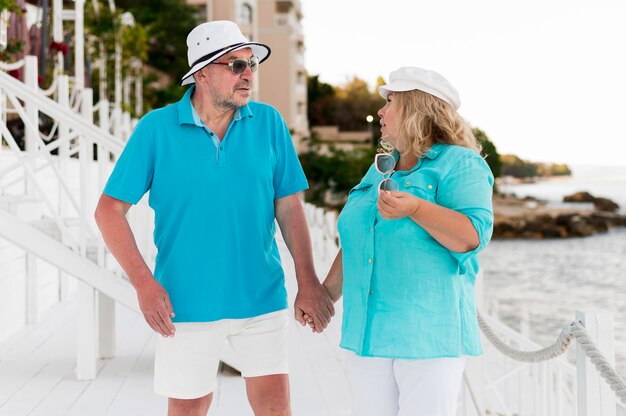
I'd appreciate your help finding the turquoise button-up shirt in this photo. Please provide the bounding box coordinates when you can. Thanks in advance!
[338,143,494,359]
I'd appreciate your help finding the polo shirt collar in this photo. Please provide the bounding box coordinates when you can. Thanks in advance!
[177,85,254,126]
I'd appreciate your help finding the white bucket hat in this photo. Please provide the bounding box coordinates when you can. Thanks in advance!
[180,20,271,86]
[378,67,461,110]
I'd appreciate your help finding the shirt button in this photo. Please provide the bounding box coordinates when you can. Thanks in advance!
[219,146,223,150]
[368,258,373,264]
[428,184,433,190]
[369,290,374,295]
[369,227,373,233]
[209,132,214,136]
[405,181,411,186]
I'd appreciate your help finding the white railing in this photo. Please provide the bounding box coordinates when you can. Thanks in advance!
[303,202,626,416]
[0,55,151,380]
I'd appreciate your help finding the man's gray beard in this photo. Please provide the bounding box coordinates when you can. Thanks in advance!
[216,97,245,110]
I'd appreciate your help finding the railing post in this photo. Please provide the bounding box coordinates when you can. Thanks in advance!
[0,10,8,50]
[97,99,110,192]
[122,111,132,141]
[24,56,38,195]
[53,0,64,72]
[134,60,143,116]
[24,56,39,324]
[79,88,93,249]
[74,0,85,90]
[76,87,99,379]
[576,309,616,416]
[76,280,97,379]
[112,106,122,140]
[0,9,8,157]
[57,75,72,301]
[98,291,116,359]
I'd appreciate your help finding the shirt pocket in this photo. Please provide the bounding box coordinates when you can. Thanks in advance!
[403,178,438,203]
[344,182,373,209]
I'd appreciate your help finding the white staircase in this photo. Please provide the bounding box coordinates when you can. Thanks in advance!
[0,56,144,380]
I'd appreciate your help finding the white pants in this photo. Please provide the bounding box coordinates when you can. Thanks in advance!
[345,352,466,416]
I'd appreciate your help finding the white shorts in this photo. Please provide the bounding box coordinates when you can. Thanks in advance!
[154,309,289,399]
[345,352,467,416]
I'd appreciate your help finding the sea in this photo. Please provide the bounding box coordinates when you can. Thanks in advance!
[480,164,626,373]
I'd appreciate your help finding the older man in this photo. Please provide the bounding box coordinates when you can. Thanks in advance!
[94,20,334,416]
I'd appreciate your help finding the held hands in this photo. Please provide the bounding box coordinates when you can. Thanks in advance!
[136,278,176,337]
[377,190,421,219]
[302,283,337,333]
[294,280,335,333]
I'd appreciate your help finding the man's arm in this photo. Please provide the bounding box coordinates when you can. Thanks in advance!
[94,194,175,337]
[274,194,334,332]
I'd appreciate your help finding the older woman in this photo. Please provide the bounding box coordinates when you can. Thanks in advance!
[317,67,494,416]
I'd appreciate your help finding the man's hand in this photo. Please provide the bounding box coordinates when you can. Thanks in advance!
[377,190,421,220]
[136,278,176,337]
[294,280,335,333]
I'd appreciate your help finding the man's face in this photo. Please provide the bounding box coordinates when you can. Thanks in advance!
[197,48,255,109]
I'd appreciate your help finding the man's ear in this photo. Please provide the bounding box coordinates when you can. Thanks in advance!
[193,70,206,83]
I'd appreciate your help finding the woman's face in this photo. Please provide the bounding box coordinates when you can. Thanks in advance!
[377,93,398,147]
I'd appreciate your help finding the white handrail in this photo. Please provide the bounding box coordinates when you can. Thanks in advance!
[0,59,25,71]
[0,69,125,154]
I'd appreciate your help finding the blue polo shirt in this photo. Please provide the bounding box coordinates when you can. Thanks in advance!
[103,86,308,322]
[338,143,494,359]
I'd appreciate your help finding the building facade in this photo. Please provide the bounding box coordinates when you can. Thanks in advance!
[186,0,309,151]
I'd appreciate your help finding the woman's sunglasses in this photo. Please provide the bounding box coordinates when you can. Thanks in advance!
[210,56,260,74]
[375,153,399,192]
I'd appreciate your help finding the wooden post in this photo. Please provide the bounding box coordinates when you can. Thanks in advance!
[99,41,107,101]
[74,0,85,89]
[76,280,97,379]
[114,39,122,112]
[576,310,616,416]
[79,88,93,251]
[24,56,39,323]
[98,292,116,359]
[0,10,8,50]
[24,56,38,195]
[134,60,143,116]
[57,75,71,301]
[53,0,64,72]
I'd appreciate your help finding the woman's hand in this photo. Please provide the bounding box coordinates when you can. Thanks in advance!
[377,190,421,219]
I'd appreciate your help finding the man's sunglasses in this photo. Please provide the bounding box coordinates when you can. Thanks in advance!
[375,153,399,192]
[210,56,260,74]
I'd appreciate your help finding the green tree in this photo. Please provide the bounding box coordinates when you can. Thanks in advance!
[299,132,375,207]
[500,154,538,178]
[307,75,337,126]
[335,77,381,131]
[115,0,198,107]
[472,128,501,179]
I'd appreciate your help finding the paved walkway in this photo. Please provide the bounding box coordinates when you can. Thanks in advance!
[0,238,351,415]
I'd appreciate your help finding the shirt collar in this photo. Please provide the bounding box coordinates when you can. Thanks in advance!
[423,142,446,160]
[177,85,254,126]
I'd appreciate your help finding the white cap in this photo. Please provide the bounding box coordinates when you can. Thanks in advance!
[379,67,461,110]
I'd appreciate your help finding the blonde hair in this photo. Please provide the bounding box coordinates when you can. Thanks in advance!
[391,90,481,159]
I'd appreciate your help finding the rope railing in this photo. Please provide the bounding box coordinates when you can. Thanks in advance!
[477,311,626,405]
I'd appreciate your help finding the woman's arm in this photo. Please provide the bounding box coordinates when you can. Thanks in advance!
[322,249,344,302]
[377,191,478,253]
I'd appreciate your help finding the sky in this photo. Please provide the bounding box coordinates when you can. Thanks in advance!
[300,0,626,167]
